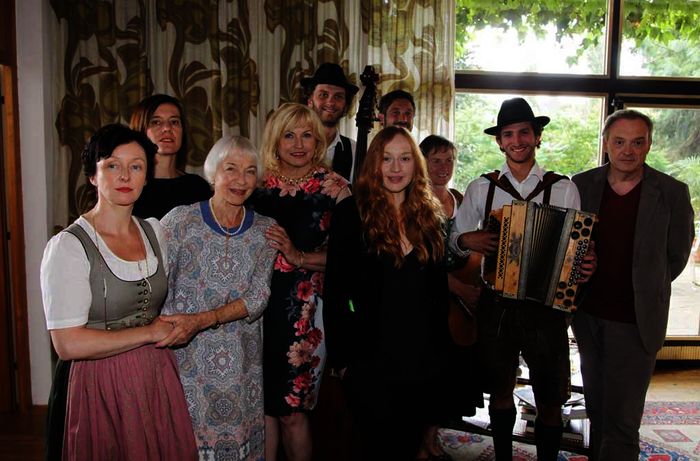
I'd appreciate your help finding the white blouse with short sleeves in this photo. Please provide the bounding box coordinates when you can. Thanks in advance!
[40,216,167,330]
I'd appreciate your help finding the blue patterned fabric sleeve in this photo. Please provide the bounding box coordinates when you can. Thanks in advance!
[242,214,277,323]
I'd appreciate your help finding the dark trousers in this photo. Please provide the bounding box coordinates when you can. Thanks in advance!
[573,310,656,461]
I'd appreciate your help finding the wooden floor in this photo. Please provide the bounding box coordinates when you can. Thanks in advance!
[0,405,46,461]
[1,363,697,461]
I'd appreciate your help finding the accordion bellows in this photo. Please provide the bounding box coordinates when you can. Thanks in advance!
[483,200,597,312]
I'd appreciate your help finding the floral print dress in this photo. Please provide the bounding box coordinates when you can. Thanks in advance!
[249,167,336,416]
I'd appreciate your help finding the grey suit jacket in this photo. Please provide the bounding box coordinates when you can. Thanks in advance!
[572,164,694,354]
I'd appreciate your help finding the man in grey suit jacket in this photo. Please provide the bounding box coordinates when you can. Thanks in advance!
[572,109,694,461]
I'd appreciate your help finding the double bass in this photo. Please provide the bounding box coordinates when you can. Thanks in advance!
[352,66,379,182]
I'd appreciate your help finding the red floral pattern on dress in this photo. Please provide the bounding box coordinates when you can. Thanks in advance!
[274,253,296,272]
[284,394,301,408]
[284,296,324,408]
[294,318,311,336]
[263,168,335,199]
[264,174,281,189]
[296,280,314,301]
[310,272,324,296]
[292,371,313,393]
[306,328,323,348]
[255,168,336,413]
[300,177,322,194]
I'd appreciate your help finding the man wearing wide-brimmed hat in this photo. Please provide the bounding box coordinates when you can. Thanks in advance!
[449,97,595,461]
[302,62,359,182]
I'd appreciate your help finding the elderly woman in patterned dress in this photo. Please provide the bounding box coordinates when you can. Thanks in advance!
[157,135,277,460]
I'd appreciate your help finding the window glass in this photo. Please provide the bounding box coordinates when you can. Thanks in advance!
[452,93,603,193]
[455,1,608,75]
[626,105,700,336]
[620,1,700,78]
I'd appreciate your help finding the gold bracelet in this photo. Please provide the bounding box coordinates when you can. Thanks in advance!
[297,250,305,268]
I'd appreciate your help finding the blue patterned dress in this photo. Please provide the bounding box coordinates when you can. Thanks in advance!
[161,201,276,461]
[248,168,337,416]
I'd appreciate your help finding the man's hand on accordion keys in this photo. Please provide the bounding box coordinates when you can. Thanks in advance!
[577,240,597,283]
[457,229,499,255]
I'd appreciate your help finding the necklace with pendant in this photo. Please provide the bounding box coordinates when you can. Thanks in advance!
[209,198,246,237]
[209,199,246,272]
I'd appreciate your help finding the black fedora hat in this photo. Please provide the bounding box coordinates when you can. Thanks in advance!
[484,97,550,136]
[301,63,359,98]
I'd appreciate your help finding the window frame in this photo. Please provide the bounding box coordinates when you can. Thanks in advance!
[454,0,700,347]
[455,0,700,119]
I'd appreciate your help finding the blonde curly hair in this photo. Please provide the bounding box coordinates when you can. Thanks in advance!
[259,103,328,174]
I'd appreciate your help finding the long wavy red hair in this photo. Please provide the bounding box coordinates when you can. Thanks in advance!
[355,126,445,267]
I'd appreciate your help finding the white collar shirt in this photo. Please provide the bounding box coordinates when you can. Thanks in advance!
[325,130,357,179]
[449,161,581,256]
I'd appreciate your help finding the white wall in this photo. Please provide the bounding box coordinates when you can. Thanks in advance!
[16,0,54,405]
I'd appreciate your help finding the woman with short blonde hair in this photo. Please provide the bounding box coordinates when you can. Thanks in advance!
[259,103,328,174]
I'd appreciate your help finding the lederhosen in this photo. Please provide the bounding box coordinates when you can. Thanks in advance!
[45,218,166,460]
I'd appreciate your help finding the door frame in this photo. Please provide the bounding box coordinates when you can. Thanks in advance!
[0,0,32,412]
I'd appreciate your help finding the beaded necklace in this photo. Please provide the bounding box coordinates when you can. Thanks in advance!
[209,198,246,237]
[273,167,317,186]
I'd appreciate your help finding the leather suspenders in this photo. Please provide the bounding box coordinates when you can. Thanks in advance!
[481,170,567,224]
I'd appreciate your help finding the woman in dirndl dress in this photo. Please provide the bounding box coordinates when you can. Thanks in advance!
[40,124,197,460]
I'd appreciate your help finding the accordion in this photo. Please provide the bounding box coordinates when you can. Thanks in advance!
[483,200,596,312]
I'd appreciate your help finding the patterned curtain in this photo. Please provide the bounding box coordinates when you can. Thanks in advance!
[48,0,453,229]
[367,0,454,142]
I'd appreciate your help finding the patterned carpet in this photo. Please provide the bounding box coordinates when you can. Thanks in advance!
[439,401,700,460]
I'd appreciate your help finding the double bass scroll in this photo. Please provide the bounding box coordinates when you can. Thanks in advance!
[352,66,379,183]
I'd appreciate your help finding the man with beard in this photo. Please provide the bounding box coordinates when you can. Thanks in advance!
[449,97,595,461]
[303,63,359,181]
[378,89,415,132]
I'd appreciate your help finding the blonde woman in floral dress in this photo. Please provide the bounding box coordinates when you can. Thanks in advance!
[248,103,350,461]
